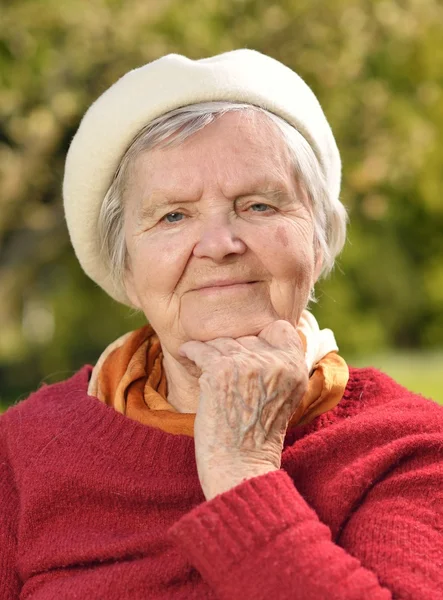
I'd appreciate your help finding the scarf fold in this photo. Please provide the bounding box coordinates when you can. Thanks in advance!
[88,311,349,437]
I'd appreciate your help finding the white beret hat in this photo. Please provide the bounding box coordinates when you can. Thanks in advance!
[63,49,341,305]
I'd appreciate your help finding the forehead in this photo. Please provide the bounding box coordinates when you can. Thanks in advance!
[128,111,293,198]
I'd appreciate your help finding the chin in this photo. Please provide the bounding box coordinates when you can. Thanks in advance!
[182,316,274,342]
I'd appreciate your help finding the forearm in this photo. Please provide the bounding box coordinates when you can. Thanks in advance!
[199,461,278,501]
[169,470,392,600]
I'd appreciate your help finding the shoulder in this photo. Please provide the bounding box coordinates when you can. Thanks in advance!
[340,365,441,418]
[348,365,441,418]
[283,367,443,498]
[1,365,92,421]
[0,366,93,468]
[333,365,440,420]
[290,366,443,443]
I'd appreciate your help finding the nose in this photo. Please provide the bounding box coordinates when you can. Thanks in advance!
[193,215,247,262]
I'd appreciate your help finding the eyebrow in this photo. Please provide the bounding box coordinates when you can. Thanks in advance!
[137,185,293,223]
[238,188,290,203]
[136,193,195,223]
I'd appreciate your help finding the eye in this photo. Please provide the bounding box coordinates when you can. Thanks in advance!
[249,203,274,213]
[163,212,185,223]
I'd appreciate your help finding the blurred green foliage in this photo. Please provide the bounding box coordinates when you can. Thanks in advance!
[1,0,442,407]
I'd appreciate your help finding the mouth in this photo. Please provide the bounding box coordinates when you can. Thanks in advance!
[194,280,259,293]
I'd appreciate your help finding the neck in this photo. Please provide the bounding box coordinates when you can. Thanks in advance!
[162,348,200,413]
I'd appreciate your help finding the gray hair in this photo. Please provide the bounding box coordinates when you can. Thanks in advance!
[98,102,347,302]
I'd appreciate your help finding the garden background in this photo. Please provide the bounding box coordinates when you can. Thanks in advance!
[1,0,442,410]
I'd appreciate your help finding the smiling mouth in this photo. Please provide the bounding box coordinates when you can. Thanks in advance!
[195,281,259,293]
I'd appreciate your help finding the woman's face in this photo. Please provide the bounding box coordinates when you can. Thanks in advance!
[123,111,321,357]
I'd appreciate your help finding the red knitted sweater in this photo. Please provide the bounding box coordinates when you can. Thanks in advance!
[1,366,442,599]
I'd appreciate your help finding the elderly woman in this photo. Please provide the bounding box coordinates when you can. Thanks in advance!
[1,50,442,600]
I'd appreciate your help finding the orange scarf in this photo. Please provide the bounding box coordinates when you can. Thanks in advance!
[88,320,349,437]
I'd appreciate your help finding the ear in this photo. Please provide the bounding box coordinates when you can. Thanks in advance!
[124,266,142,310]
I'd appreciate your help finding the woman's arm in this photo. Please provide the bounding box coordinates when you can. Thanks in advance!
[0,420,21,599]
[170,469,392,600]
[176,324,442,598]
[170,451,442,600]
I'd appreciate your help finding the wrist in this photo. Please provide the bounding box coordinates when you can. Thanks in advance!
[202,464,279,501]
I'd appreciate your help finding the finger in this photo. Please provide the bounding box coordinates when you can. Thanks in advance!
[205,337,244,356]
[179,340,221,369]
[235,335,272,352]
[258,320,303,352]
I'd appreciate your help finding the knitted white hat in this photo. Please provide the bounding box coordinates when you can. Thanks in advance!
[63,49,341,305]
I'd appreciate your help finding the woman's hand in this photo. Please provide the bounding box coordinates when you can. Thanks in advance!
[179,320,308,501]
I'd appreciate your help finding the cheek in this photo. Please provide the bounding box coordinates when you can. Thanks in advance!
[249,222,315,280]
[275,225,289,248]
[130,234,192,296]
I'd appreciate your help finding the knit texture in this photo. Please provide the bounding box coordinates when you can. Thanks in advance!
[1,366,442,599]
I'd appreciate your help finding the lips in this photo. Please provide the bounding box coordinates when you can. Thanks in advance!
[196,279,257,290]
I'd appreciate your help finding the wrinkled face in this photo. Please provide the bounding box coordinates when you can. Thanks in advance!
[124,111,321,357]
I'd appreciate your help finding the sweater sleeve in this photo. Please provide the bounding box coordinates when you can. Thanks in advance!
[170,451,443,600]
[0,419,21,599]
[169,470,393,600]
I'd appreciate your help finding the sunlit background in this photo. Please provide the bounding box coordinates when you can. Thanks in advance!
[1,0,442,410]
